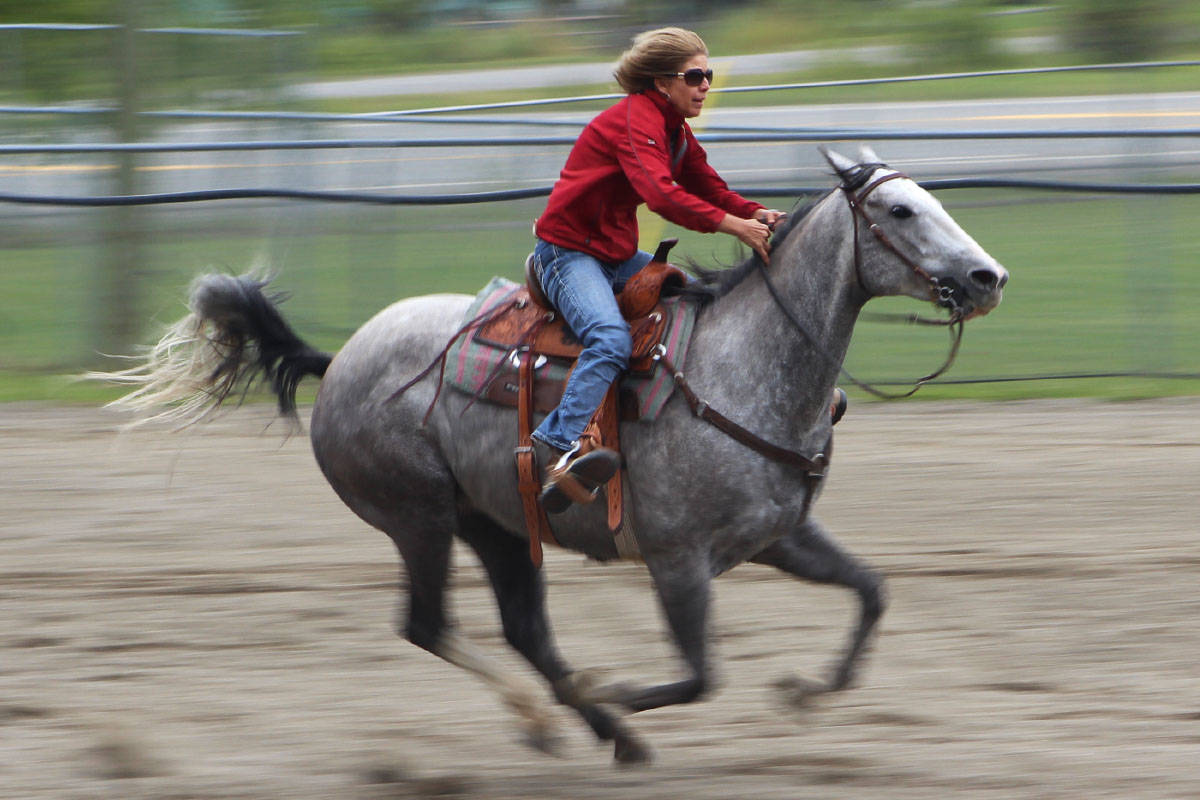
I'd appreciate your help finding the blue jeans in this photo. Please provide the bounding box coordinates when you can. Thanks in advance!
[530,238,653,452]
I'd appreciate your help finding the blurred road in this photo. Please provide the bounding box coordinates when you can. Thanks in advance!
[290,46,907,99]
[290,39,1058,100]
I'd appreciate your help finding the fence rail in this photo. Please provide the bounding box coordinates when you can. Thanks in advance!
[4,127,1200,158]
[4,178,1200,208]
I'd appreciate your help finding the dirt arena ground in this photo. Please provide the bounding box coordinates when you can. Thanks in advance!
[3,399,1199,799]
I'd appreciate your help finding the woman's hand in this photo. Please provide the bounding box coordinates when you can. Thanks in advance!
[718,213,773,263]
[755,208,787,229]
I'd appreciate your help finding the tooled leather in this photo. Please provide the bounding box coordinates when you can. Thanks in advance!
[475,290,671,371]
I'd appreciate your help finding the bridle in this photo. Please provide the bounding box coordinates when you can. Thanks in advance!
[844,170,970,320]
[756,165,966,400]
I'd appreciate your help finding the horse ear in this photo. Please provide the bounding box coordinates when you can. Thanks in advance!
[858,144,882,164]
[820,146,858,179]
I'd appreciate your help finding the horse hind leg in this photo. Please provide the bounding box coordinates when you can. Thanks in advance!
[750,515,887,695]
[383,516,559,752]
[454,512,651,765]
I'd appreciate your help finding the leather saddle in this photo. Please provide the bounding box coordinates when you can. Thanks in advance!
[497,239,687,567]
[473,239,688,416]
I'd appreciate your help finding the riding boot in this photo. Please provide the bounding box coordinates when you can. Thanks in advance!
[535,440,620,515]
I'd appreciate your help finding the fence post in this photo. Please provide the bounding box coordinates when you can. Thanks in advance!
[96,6,144,362]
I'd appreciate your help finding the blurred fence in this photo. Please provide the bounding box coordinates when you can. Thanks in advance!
[1,52,1198,396]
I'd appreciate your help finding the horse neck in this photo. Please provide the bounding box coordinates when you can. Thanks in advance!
[690,192,863,438]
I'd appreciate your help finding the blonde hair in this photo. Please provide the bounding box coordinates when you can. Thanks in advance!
[613,27,708,94]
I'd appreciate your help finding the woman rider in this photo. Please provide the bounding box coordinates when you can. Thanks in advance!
[531,27,785,513]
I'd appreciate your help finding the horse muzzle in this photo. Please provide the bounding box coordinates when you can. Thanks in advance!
[935,262,1008,320]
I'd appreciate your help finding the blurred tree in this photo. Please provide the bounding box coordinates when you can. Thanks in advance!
[618,0,752,26]
[538,0,574,14]
[356,0,432,29]
[0,0,110,23]
[904,0,1004,72]
[1062,0,1173,61]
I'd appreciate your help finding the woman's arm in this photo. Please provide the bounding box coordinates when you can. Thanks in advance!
[611,96,777,260]
[612,99,730,233]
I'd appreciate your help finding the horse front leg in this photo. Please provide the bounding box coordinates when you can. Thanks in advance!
[750,515,887,694]
[582,554,712,713]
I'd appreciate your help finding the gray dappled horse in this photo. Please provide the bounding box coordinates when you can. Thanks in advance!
[101,148,1007,764]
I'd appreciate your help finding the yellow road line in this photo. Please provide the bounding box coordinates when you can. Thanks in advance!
[960,110,1200,122]
[0,164,114,175]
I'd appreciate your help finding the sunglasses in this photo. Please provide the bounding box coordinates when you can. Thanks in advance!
[666,68,714,87]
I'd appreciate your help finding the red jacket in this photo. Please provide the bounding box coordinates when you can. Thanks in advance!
[535,90,764,263]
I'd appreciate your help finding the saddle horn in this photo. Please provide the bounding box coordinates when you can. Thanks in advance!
[652,238,679,263]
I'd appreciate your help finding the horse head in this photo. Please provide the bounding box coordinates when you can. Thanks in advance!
[822,146,1008,320]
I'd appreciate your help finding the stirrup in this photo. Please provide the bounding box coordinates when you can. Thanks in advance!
[539,446,620,515]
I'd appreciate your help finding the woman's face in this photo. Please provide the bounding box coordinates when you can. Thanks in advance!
[654,53,710,119]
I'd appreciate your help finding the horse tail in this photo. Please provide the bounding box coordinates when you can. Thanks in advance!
[91,272,332,428]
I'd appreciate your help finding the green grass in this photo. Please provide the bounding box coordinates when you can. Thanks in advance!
[309,22,585,78]
[3,190,1198,404]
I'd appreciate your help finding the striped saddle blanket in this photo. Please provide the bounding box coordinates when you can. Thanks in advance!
[445,276,699,421]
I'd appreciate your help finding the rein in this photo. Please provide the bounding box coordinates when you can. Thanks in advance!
[757,168,966,401]
[654,347,828,476]
[655,345,828,524]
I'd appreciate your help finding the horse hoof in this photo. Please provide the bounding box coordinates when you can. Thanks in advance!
[827,666,857,692]
[773,674,826,708]
[523,723,564,757]
[613,734,652,766]
[554,669,600,706]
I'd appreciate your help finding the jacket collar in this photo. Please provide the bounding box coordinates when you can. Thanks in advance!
[642,89,686,130]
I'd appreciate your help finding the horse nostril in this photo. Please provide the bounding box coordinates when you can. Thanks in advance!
[970,268,1005,291]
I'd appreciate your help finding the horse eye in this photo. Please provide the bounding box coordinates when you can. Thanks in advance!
[890,205,914,219]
